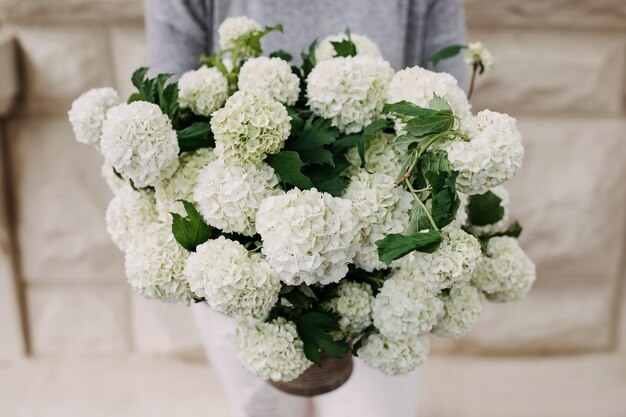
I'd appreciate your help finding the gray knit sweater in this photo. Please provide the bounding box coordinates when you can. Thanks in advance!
[144,0,467,87]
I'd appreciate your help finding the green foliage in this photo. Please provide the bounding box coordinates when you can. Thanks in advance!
[269,49,293,62]
[405,200,433,235]
[265,151,314,190]
[428,44,465,68]
[300,39,318,78]
[232,24,284,58]
[304,155,350,197]
[467,191,505,226]
[404,110,455,137]
[419,152,460,229]
[171,200,215,251]
[287,116,341,166]
[280,284,318,309]
[129,68,179,121]
[331,29,357,57]
[176,122,214,152]
[295,311,351,366]
[376,230,442,265]
[382,101,439,119]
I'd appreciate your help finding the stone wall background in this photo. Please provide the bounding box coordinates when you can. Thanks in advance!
[0,0,624,372]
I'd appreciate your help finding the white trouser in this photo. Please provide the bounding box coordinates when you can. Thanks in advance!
[192,303,420,417]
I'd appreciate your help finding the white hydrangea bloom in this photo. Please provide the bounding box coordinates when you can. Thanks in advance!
[178,66,229,116]
[256,188,358,286]
[323,281,373,336]
[100,102,180,188]
[358,332,430,376]
[468,186,510,236]
[448,192,469,229]
[386,66,471,118]
[464,42,494,70]
[124,222,192,304]
[342,170,412,271]
[211,91,291,163]
[154,148,216,221]
[442,110,524,195]
[372,269,443,341]
[238,57,300,105]
[105,188,158,251]
[68,87,122,149]
[395,227,482,291]
[307,55,394,134]
[101,164,133,195]
[194,158,281,236]
[185,237,280,317]
[315,33,383,62]
[235,317,312,382]
[472,237,536,302]
[432,284,483,339]
[218,16,261,50]
[345,131,404,178]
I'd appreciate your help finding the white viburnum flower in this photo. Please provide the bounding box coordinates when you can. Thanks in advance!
[432,284,483,339]
[342,170,412,271]
[218,16,262,50]
[185,236,280,317]
[387,66,471,119]
[211,91,291,163]
[124,222,192,304]
[154,148,217,221]
[315,33,383,62]
[372,269,444,341]
[256,188,358,286]
[238,57,300,105]
[100,101,180,188]
[395,227,482,291]
[358,332,430,376]
[68,87,122,149]
[178,66,229,116]
[467,186,510,236]
[105,188,158,251]
[307,55,394,134]
[235,317,312,382]
[323,281,373,337]
[464,42,494,71]
[472,236,536,302]
[194,158,281,236]
[344,131,404,178]
[442,110,524,195]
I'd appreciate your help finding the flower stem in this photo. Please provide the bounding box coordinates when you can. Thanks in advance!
[468,63,478,100]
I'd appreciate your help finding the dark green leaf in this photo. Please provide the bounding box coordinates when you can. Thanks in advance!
[305,155,350,196]
[288,117,340,166]
[382,101,439,118]
[301,39,318,77]
[467,191,505,226]
[394,134,427,151]
[331,39,357,57]
[177,122,214,152]
[420,152,460,229]
[157,77,179,120]
[298,283,318,300]
[376,230,443,265]
[363,118,391,137]
[295,311,350,366]
[269,49,293,62]
[265,151,314,189]
[171,200,215,251]
[131,67,149,91]
[405,200,432,235]
[428,44,465,67]
[405,110,454,137]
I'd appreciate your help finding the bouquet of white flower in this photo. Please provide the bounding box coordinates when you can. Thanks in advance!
[69,16,535,391]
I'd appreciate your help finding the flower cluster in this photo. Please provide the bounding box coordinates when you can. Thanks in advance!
[218,16,261,50]
[211,91,291,163]
[323,281,373,336]
[68,87,122,149]
[238,57,300,105]
[432,284,483,338]
[358,332,430,376]
[464,42,494,71]
[256,188,358,285]
[106,188,158,251]
[315,33,382,62]
[307,55,393,133]
[185,237,280,317]
[344,131,404,178]
[178,66,229,116]
[235,317,312,381]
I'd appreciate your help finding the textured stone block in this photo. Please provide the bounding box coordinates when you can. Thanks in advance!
[15,25,114,116]
[27,284,129,355]
[109,25,147,100]
[7,117,124,283]
[466,0,626,31]
[0,0,143,23]
[0,32,18,116]
[468,30,625,117]
[434,118,626,354]
[130,293,202,357]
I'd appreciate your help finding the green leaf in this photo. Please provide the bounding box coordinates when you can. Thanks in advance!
[298,283,318,300]
[394,134,429,152]
[492,221,523,238]
[288,117,340,166]
[428,44,465,67]
[131,67,149,91]
[405,110,455,138]
[171,200,215,251]
[331,38,357,57]
[301,39,318,77]
[429,95,452,111]
[295,311,350,366]
[304,155,350,197]
[382,101,439,118]
[467,191,505,226]
[419,152,460,229]
[376,230,443,265]
[177,122,214,152]
[405,200,432,235]
[286,107,305,136]
[265,151,314,189]
[269,49,293,62]
[156,76,179,120]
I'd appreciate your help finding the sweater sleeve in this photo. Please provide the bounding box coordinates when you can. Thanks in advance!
[144,0,211,78]
[422,0,468,89]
